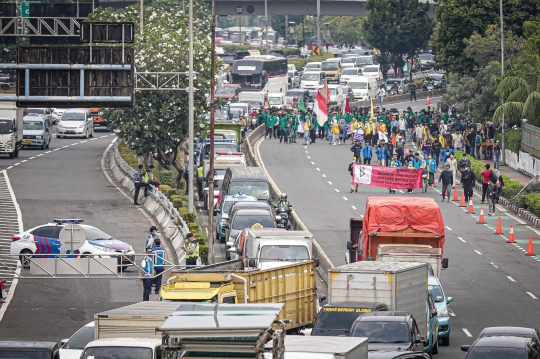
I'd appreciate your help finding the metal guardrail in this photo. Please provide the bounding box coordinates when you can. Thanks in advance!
[112,141,190,237]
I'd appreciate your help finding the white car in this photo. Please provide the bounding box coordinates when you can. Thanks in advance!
[362,64,383,81]
[10,219,136,269]
[60,322,95,359]
[57,109,94,138]
[51,108,66,124]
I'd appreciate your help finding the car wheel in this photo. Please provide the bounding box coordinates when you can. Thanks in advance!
[441,336,450,346]
[432,336,439,354]
[57,135,62,138]
[20,249,33,269]
[41,142,45,150]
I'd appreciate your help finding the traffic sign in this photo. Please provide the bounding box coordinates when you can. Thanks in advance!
[312,46,321,56]
[235,6,243,14]
[21,1,40,18]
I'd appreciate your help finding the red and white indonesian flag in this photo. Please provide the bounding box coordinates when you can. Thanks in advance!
[342,96,350,117]
[314,90,328,127]
[377,123,388,142]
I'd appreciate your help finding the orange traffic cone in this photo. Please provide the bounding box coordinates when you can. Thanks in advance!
[525,236,536,256]
[477,206,486,224]
[452,186,459,201]
[495,216,503,234]
[467,199,475,214]
[507,225,515,243]
[426,96,431,105]
[459,191,466,207]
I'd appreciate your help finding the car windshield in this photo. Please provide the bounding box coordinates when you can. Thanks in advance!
[27,108,46,114]
[0,119,13,134]
[321,62,338,70]
[231,214,275,230]
[356,57,373,66]
[0,351,50,359]
[230,109,243,119]
[215,143,237,152]
[260,245,309,261]
[305,64,320,69]
[82,347,153,359]
[466,348,525,359]
[351,321,411,343]
[428,284,445,303]
[348,82,367,89]
[84,227,113,240]
[420,54,433,60]
[268,97,282,105]
[61,113,86,121]
[63,326,95,349]
[230,181,270,200]
[386,80,400,85]
[24,121,44,130]
[343,69,358,75]
[343,58,354,63]
[363,67,378,73]
[216,87,235,94]
[313,310,367,335]
[302,73,320,81]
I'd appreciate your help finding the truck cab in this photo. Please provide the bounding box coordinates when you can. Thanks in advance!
[81,338,162,359]
[160,281,239,303]
[22,114,52,149]
[311,302,388,336]
[0,105,24,158]
[0,341,59,359]
[249,238,313,270]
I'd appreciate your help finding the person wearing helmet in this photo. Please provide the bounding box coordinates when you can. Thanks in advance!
[275,193,292,213]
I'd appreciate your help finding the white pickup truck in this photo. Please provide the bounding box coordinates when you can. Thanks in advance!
[0,104,24,159]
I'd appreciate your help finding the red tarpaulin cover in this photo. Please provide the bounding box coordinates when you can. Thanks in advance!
[362,197,446,256]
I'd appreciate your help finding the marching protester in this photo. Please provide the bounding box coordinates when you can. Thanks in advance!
[439,164,454,202]
[348,159,359,193]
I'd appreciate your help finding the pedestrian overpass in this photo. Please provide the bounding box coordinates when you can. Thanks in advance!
[204,0,436,16]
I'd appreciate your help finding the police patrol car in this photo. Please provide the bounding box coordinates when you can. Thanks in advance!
[10,219,136,269]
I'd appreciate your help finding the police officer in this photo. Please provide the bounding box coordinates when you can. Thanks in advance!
[152,238,166,294]
[183,233,199,267]
[133,164,147,206]
[197,164,204,201]
[145,226,158,250]
[140,247,154,301]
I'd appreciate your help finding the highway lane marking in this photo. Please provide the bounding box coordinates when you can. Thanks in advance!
[45,151,51,154]
[352,206,357,210]
[496,204,506,212]
[322,174,326,177]
[28,157,35,159]
[343,197,348,201]
[100,135,107,138]
[526,226,540,236]
[53,148,60,151]
[474,250,482,255]
[458,237,466,243]
[398,190,404,193]
[311,162,315,165]
[305,151,308,153]
[307,156,310,159]
[62,145,69,148]
[90,138,98,141]
[335,189,340,193]
[490,262,499,268]
[6,167,12,170]
[81,140,88,143]
[449,309,456,317]
[507,276,516,282]
[527,292,538,299]
[507,213,526,224]
[304,146,307,149]
[463,328,473,337]
[316,168,320,171]
[445,226,452,231]
[36,154,43,157]
[13,163,19,166]
[328,181,332,185]
[21,160,27,163]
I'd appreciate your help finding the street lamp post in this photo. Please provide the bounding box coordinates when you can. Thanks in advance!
[265,0,269,53]
[285,15,288,48]
[289,21,295,47]
[187,0,194,212]
[316,0,321,47]
[500,0,506,165]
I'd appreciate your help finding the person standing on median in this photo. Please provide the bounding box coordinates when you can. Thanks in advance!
[133,164,148,206]
[439,164,454,202]
[145,226,158,250]
[183,233,199,267]
[140,247,155,301]
[152,238,166,295]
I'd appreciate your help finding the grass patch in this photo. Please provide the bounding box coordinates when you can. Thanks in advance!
[118,141,139,169]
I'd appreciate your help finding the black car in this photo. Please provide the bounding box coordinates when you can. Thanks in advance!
[311,302,388,336]
[350,311,426,352]
[234,51,251,60]
[368,351,430,359]
[427,74,446,89]
[0,341,59,359]
[478,327,540,346]
[461,335,540,358]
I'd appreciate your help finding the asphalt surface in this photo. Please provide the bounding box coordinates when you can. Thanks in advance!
[259,96,540,358]
[0,127,152,341]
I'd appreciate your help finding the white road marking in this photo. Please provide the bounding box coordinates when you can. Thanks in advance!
[463,329,473,337]
[81,140,88,143]
[53,148,60,151]
[352,206,357,210]
[36,154,43,157]
[335,189,340,193]
[496,204,506,212]
[305,151,308,153]
[304,146,307,149]
[490,262,499,268]
[311,162,315,165]
[507,276,516,282]
[13,163,19,166]
[28,157,35,160]
[21,160,27,163]
[526,226,540,236]
[343,197,348,201]
[458,237,466,243]
[445,226,452,231]
[527,292,538,299]
[322,174,326,177]
[507,213,526,224]
[474,250,482,255]
[62,145,69,148]
[316,168,320,171]
[100,135,107,138]
[5,166,12,170]
[45,151,51,153]
[398,190,404,193]
[328,181,332,185]
[449,309,456,317]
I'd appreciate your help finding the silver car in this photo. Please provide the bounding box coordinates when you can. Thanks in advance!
[56,109,95,138]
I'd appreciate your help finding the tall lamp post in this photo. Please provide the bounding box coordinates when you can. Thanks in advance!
[187,0,194,212]
[265,0,269,53]
[500,0,506,165]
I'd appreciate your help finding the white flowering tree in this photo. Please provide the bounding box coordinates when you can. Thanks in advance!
[89,0,219,187]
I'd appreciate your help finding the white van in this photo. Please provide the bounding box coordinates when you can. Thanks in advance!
[300,71,326,89]
[346,76,377,101]
[362,64,383,81]
[267,93,286,107]
[320,84,343,106]
[81,338,162,359]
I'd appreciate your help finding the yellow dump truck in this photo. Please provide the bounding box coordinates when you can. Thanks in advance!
[161,260,318,332]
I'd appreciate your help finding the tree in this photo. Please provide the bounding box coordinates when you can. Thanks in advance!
[434,0,540,75]
[362,0,432,79]
[492,18,540,127]
[289,16,318,44]
[271,15,304,42]
[326,17,364,48]
[90,0,218,187]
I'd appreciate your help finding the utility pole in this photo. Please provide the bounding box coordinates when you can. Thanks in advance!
[139,0,143,35]
[285,15,288,48]
[265,0,269,53]
[500,0,506,165]
[316,0,321,48]
[188,0,194,212]
[208,0,216,264]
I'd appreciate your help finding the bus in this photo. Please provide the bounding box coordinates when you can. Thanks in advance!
[230,55,288,93]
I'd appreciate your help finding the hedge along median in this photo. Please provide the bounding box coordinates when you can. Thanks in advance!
[453,151,540,219]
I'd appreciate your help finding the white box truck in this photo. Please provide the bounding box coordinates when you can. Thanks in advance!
[281,336,368,359]
[0,104,24,159]
[328,261,428,337]
[377,246,446,278]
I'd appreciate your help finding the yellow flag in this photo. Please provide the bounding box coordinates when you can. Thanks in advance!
[370,98,375,119]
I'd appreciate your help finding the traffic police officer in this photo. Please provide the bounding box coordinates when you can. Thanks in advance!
[140,247,155,301]
[183,233,199,267]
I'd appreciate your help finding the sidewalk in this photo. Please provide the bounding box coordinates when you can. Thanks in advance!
[475,158,531,186]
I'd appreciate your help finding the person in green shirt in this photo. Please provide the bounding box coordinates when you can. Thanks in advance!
[264,110,274,139]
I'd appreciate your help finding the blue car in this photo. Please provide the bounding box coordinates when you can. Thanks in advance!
[425,292,440,356]
[215,193,258,243]
[429,275,452,346]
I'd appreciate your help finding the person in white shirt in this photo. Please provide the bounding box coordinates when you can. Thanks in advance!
[377,85,386,107]
[398,117,406,137]
[415,125,423,148]
[452,131,463,150]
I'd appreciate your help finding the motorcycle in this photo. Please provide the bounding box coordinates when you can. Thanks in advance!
[276,207,292,229]
[250,117,257,130]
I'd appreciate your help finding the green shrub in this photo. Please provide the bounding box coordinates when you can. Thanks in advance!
[178,179,186,190]
[194,232,208,246]
[159,185,178,199]
[502,180,525,199]
[180,211,197,223]
[157,170,174,187]
[519,193,540,217]
[199,245,208,265]
[495,129,521,154]
[188,222,200,233]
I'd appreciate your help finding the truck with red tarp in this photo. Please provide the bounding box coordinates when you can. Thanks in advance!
[346,197,446,265]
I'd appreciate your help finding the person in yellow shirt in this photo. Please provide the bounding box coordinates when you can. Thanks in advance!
[303,119,311,145]
[331,120,340,145]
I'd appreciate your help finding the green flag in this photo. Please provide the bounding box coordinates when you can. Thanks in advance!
[298,98,307,113]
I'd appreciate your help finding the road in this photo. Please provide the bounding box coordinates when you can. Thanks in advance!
[258,96,540,358]
[0,128,151,341]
